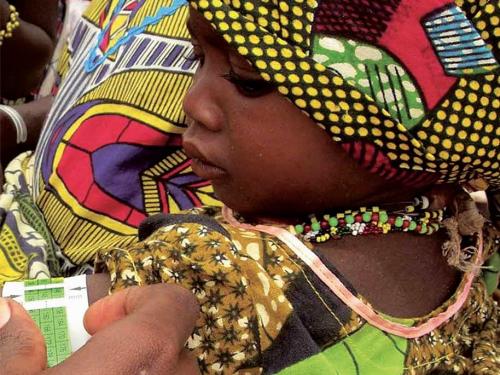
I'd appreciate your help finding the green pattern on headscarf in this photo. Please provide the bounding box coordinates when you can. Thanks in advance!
[312,34,425,130]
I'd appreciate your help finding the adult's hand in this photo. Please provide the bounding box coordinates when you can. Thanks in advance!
[0,284,200,375]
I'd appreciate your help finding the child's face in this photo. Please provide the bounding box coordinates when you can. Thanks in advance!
[183,8,412,218]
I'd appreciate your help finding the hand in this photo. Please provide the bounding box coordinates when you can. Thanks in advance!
[0,284,200,374]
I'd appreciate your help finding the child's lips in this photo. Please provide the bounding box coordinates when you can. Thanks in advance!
[190,157,227,180]
[183,142,227,180]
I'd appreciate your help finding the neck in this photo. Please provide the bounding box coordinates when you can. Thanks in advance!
[316,228,445,255]
[315,229,462,317]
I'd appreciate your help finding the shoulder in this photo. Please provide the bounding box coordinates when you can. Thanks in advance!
[135,207,303,287]
[138,206,281,259]
[137,206,230,241]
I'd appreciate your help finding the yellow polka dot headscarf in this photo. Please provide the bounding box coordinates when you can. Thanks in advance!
[190,0,500,187]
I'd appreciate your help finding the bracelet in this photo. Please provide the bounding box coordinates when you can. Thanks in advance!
[0,104,27,143]
[0,4,20,46]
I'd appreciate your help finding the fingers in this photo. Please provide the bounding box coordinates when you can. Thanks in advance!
[50,284,199,375]
[84,284,199,349]
[0,298,47,375]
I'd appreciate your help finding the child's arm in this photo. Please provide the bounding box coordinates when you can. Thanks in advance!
[86,273,111,304]
[98,215,294,374]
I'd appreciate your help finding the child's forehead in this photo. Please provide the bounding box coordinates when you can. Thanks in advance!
[187,7,221,42]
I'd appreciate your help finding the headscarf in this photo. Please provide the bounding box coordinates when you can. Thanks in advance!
[188,0,499,188]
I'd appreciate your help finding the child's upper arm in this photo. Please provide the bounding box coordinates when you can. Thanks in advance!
[96,214,265,373]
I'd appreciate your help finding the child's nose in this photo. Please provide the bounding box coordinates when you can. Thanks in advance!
[183,73,224,132]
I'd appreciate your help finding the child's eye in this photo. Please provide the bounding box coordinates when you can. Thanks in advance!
[185,51,204,66]
[222,69,275,98]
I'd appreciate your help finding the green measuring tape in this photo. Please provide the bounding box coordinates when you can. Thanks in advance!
[2,276,90,367]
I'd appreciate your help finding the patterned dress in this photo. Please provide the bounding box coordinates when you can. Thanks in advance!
[0,0,218,283]
[98,206,499,374]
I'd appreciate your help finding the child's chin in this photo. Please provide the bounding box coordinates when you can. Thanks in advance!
[214,185,256,215]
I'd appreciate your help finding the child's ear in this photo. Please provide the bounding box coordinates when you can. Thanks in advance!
[427,184,463,212]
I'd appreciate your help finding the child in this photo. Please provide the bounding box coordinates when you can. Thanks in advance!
[93,0,499,373]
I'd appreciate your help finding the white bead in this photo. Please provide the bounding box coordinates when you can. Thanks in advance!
[420,196,430,209]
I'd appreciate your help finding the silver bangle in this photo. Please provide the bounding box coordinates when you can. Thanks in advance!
[0,104,27,143]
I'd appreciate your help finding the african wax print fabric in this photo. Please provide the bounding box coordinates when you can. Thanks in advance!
[39,0,93,97]
[98,206,500,374]
[0,0,218,284]
[189,0,500,187]
[0,152,60,281]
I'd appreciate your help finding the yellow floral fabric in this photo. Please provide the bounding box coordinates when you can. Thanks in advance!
[99,209,298,373]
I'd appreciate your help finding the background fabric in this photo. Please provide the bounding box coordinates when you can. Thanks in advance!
[0,0,219,283]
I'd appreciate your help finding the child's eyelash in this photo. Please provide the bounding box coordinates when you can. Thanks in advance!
[221,69,275,98]
[184,51,203,64]
[185,43,274,98]
[184,53,198,63]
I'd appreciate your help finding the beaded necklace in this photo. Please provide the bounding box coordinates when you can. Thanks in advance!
[293,196,445,243]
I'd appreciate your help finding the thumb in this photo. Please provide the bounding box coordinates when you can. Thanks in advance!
[49,284,200,374]
[0,297,47,375]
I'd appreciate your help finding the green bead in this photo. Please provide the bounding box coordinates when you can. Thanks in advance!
[295,224,304,234]
[395,217,403,227]
[420,223,428,234]
[345,215,355,224]
[312,222,321,231]
[329,217,338,227]
[409,221,417,230]
[362,212,372,222]
[379,211,388,224]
